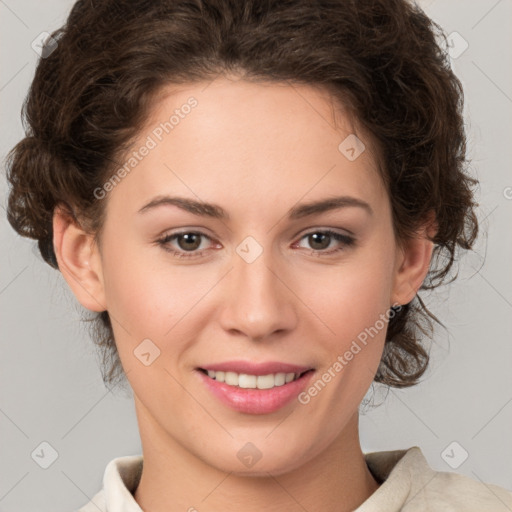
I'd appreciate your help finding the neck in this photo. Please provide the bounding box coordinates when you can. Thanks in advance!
[133,404,380,512]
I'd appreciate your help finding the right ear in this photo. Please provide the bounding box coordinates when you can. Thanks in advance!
[52,204,107,312]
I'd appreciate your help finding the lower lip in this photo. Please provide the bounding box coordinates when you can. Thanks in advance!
[197,370,315,415]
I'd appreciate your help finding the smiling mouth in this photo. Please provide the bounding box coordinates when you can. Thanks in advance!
[198,368,313,390]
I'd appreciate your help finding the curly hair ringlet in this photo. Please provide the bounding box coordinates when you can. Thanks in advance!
[5,0,479,391]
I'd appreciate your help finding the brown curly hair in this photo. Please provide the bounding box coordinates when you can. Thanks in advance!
[5,0,478,390]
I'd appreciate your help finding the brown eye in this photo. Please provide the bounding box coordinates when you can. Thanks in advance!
[175,233,202,251]
[307,232,331,250]
[157,231,213,259]
[296,230,355,255]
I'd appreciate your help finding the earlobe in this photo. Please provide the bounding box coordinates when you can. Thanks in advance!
[52,205,107,312]
[391,217,437,306]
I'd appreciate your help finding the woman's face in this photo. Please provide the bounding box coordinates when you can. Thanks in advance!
[59,77,429,475]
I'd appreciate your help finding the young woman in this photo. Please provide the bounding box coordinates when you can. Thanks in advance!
[5,0,511,511]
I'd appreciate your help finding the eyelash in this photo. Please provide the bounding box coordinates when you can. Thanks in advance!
[156,229,356,259]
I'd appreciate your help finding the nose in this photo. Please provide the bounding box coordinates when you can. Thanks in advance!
[218,241,298,342]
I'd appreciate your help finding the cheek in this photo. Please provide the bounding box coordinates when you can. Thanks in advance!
[100,239,218,366]
[298,242,395,411]
[305,246,395,347]
[295,279,390,430]
[98,234,179,347]
[102,261,167,334]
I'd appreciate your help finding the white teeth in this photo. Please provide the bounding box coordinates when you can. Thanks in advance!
[204,370,303,389]
[256,374,275,389]
[224,371,238,386]
[239,374,257,388]
[274,373,286,386]
[285,372,295,383]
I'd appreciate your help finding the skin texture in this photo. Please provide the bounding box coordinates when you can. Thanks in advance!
[53,76,435,512]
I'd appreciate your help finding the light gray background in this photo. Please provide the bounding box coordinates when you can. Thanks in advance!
[1,1,511,511]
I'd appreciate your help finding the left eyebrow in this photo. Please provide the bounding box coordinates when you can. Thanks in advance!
[288,195,373,219]
[137,194,373,220]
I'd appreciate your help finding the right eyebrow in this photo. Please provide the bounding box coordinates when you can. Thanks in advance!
[138,195,228,219]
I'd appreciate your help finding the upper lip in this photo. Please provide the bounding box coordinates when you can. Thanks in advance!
[198,361,313,376]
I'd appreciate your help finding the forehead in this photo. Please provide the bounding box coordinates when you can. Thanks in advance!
[106,77,387,219]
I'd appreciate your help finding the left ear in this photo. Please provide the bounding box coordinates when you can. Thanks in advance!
[391,211,438,306]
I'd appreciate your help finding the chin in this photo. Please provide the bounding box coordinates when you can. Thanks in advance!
[199,440,314,477]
